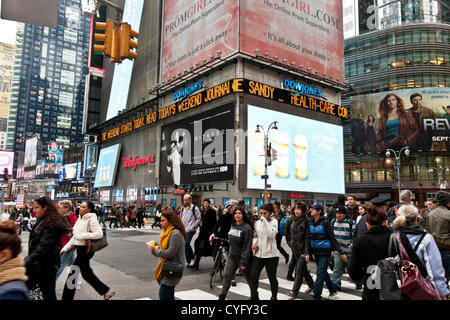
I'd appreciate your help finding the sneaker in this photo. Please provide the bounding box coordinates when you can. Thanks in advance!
[287,291,297,299]
[188,260,195,267]
[304,287,313,294]
[328,291,338,300]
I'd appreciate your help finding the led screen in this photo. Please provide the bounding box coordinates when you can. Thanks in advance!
[247,105,345,194]
[64,163,78,180]
[94,144,121,188]
[0,151,14,175]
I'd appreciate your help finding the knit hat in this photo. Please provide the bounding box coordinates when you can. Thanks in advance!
[436,191,450,206]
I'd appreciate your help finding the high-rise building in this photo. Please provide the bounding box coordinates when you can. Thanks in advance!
[5,0,91,163]
[343,0,450,205]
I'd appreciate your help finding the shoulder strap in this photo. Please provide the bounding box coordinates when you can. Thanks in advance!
[388,232,399,257]
[413,232,427,252]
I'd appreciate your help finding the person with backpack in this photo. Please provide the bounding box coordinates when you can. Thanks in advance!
[286,201,314,298]
[274,201,289,264]
[386,189,412,224]
[98,204,107,228]
[347,205,427,300]
[180,194,202,268]
[394,204,449,300]
[330,206,356,291]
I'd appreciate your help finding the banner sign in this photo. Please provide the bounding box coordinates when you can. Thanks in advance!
[102,78,348,142]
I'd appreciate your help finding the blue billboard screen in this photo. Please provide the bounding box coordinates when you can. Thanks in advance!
[94,144,121,188]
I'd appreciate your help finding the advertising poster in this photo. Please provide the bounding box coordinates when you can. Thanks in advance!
[0,43,14,121]
[24,136,39,169]
[64,163,78,180]
[0,151,14,176]
[240,0,344,82]
[159,103,235,186]
[247,105,345,194]
[94,144,121,188]
[349,87,450,154]
[84,144,98,174]
[161,0,239,83]
[36,160,46,176]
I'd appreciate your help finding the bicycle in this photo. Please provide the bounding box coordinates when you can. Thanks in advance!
[209,236,229,289]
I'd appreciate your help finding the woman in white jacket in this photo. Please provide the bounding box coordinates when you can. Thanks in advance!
[60,201,115,300]
[250,203,279,300]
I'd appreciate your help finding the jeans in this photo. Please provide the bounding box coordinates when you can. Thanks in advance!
[331,252,350,288]
[159,284,175,300]
[220,255,252,299]
[292,253,314,294]
[56,250,76,280]
[62,246,109,300]
[313,254,336,300]
[250,257,279,299]
[439,248,450,280]
[99,216,107,228]
[185,231,196,264]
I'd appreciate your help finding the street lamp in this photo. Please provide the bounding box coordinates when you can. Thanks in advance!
[255,121,278,204]
[385,146,410,200]
[428,166,449,190]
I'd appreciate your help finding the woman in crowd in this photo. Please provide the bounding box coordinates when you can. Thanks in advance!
[60,201,114,300]
[55,200,78,280]
[0,221,30,300]
[376,93,419,151]
[348,205,427,300]
[152,203,163,229]
[149,208,186,300]
[287,201,314,298]
[191,199,217,270]
[250,203,280,300]
[218,207,254,300]
[356,204,368,224]
[25,196,71,300]
[394,205,449,300]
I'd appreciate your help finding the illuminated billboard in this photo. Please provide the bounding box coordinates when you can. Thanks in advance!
[240,0,344,82]
[64,163,78,180]
[349,87,450,154]
[94,144,121,188]
[0,151,14,176]
[247,105,345,194]
[161,0,239,83]
[24,136,39,169]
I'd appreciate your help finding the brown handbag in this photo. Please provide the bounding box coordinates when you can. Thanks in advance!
[86,219,108,254]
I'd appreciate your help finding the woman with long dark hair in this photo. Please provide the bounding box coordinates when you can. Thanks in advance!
[376,93,419,151]
[149,208,186,300]
[61,201,115,300]
[218,207,254,300]
[365,115,377,153]
[25,196,71,300]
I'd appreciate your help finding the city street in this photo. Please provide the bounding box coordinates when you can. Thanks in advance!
[20,220,362,301]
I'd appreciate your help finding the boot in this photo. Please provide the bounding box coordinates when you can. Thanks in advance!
[218,294,226,300]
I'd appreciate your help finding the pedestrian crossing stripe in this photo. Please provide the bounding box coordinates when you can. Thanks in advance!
[218,281,291,300]
[175,289,218,300]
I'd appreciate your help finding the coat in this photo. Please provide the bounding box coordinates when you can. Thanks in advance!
[61,212,103,252]
[347,226,428,300]
[0,256,30,300]
[252,216,279,259]
[153,229,185,287]
[288,215,310,257]
[194,208,217,257]
[426,205,450,249]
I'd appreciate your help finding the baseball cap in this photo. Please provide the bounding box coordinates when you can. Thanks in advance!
[310,203,323,212]
[225,199,238,208]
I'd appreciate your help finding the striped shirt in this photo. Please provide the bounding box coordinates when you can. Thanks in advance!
[331,218,355,254]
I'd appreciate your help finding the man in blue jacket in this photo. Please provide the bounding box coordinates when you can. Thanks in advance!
[306,203,346,300]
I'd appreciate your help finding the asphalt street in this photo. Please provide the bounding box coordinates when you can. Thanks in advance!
[19,220,363,300]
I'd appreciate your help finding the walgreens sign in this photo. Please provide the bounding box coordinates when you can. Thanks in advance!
[123,154,155,170]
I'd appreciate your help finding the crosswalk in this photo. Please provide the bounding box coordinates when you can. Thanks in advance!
[134,273,363,300]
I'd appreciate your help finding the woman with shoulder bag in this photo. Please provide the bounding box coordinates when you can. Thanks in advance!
[60,201,115,300]
[25,196,71,300]
[149,208,186,300]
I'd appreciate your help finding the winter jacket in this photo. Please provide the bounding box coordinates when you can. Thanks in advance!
[308,216,344,256]
[252,216,279,259]
[426,205,450,249]
[194,208,217,257]
[180,205,201,233]
[288,215,310,257]
[0,256,30,300]
[346,206,359,221]
[353,214,368,239]
[61,212,77,250]
[153,229,185,287]
[348,226,428,300]
[212,210,233,239]
[61,212,103,252]
[228,223,253,267]
[397,224,450,297]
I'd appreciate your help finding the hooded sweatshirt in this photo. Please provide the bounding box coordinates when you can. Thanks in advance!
[253,216,279,259]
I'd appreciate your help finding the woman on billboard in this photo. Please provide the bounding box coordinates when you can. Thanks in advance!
[365,115,377,153]
[376,93,419,151]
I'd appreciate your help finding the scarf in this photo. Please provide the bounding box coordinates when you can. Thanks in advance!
[153,224,175,281]
[0,256,28,285]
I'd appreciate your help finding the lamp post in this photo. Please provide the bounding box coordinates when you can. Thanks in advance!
[385,146,410,201]
[255,121,278,204]
[428,166,449,190]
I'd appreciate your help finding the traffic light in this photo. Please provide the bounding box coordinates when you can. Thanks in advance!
[120,22,139,60]
[94,20,122,63]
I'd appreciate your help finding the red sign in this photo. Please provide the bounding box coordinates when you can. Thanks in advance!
[290,193,306,199]
[123,154,155,170]
[174,189,185,195]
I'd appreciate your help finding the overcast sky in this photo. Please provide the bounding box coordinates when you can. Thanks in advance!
[0,18,17,45]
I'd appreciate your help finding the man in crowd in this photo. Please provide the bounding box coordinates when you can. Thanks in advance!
[420,198,437,230]
[387,189,412,223]
[346,195,359,221]
[180,194,202,267]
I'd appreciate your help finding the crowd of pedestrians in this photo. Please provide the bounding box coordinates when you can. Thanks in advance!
[0,190,449,301]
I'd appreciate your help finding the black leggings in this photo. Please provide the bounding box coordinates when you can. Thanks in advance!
[250,257,279,300]
[276,233,289,259]
[62,246,109,300]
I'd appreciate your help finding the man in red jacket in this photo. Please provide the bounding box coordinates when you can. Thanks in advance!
[56,200,78,280]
